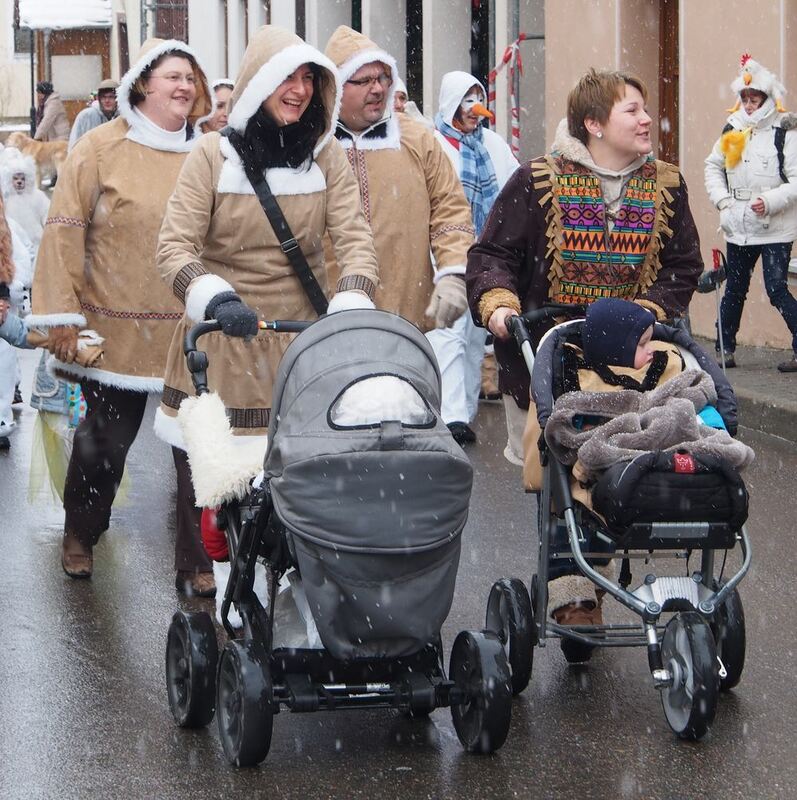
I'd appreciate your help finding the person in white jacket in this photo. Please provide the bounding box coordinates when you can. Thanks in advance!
[705,54,797,372]
[0,148,49,253]
[427,71,519,443]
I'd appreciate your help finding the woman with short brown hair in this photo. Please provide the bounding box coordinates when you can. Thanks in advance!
[466,67,703,646]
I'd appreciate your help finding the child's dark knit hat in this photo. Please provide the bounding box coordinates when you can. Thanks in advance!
[582,298,655,367]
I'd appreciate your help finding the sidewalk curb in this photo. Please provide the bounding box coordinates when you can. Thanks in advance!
[736,385,797,442]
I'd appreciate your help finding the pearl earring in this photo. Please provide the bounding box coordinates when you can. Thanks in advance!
[596,131,603,139]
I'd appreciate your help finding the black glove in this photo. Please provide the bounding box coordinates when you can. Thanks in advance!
[205,291,258,338]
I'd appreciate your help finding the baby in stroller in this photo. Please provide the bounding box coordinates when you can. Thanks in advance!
[486,301,754,740]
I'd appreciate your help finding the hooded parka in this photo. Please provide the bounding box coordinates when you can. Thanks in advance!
[155,25,379,447]
[323,26,473,331]
[29,38,211,392]
[0,149,49,251]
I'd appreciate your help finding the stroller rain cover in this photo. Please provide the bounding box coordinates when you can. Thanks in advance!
[265,310,473,660]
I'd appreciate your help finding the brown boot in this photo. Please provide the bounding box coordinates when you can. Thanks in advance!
[175,570,216,598]
[553,601,603,663]
[61,531,93,579]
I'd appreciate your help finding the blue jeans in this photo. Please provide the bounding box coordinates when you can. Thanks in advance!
[718,242,797,353]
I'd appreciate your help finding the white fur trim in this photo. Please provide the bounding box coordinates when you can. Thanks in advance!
[227,43,342,158]
[547,575,598,617]
[48,359,163,392]
[117,39,204,127]
[337,114,401,151]
[433,265,466,283]
[326,291,375,313]
[217,137,327,195]
[154,406,186,448]
[185,273,236,323]
[177,392,267,506]
[25,313,87,329]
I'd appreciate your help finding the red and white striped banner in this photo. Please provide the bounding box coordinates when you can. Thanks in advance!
[487,33,527,157]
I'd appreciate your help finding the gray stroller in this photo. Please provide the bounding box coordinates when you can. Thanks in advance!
[165,309,513,765]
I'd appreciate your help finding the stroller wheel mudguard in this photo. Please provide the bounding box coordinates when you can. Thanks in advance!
[659,612,719,741]
[165,611,218,729]
[217,640,275,767]
[711,579,746,692]
[485,578,535,695]
[449,630,513,754]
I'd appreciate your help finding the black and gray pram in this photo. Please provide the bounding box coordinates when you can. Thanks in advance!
[483,304,751,741]
[165,309,513,765]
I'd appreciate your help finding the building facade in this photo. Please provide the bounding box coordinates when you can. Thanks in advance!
[2,0,795,349]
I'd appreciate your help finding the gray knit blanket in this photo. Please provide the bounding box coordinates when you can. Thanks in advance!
[544,369,755,480]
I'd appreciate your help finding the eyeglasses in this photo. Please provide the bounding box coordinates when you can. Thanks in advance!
[346,73,392,89]
[150,72,197,86]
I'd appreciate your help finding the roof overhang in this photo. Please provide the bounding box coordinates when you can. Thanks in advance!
[19,0,112,30]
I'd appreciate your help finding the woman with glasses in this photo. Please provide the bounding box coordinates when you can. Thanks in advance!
[30,39,214,590]
[153,24,378,587]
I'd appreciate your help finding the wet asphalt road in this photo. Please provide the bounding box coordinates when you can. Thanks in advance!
[1,349,795,800]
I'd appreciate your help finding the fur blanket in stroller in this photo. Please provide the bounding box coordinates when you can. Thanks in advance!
[545,369,755,482]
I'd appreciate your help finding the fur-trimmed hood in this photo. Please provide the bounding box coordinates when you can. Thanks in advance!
[324,25,400,150]
[117,37,211,130]
[551,117,648,178]
[226,25,340,158]
[0,149,36,198]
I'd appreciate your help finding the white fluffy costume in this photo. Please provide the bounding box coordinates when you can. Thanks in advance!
[0,149,49,253]
[705,54,797,246]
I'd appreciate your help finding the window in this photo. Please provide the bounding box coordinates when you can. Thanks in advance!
[154,0,189,42]
[13,0,32,55]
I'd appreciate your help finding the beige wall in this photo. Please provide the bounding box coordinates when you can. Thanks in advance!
[682,0,794,347]
[0,0,37,121]
[546,0,797,350]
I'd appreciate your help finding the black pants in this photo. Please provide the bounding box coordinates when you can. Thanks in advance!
[63,380,210,572]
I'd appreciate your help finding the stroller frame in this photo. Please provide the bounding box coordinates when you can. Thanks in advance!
[484,306,751,742]
[166,318,513,766]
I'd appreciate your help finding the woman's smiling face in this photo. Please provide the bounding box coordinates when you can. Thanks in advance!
[600,84,653,160]
[262,64,315,126]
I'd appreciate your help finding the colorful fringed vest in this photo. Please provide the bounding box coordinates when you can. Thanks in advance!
[531,155,681,307]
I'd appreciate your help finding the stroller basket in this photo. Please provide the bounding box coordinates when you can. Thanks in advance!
[265,310,473,660]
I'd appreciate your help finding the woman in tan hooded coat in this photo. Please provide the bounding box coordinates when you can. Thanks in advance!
[155,27,378,451]
[30,39,214,587]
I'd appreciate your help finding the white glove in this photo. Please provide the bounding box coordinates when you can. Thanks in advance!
[326,290,376,314]
[425,275,467,329]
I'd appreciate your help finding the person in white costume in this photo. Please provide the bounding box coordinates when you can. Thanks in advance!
[427,71,518,444]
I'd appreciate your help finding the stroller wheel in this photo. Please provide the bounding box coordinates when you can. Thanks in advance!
[216,640,274,766]
[165,611,218,728]
[660,612,719,740]
[711,580,746,692]
[450,630,512,753]
[485,578,535,695]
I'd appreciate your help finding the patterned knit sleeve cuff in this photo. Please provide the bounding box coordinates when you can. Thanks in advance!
[634,298,666,321]
[336,274,376,300]
[173,262,209,304]
[478,288,522,328]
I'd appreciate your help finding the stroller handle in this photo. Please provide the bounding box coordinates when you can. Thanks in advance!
[505,304,587,352]
[183,318,313,395]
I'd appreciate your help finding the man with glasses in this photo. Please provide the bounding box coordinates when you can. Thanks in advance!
[68,79,120,151]
[324,28,476,444]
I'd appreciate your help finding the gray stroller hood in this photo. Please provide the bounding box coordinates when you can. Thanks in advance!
[264,310,472,660]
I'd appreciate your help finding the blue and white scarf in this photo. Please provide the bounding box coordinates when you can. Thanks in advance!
[435,115,499,235]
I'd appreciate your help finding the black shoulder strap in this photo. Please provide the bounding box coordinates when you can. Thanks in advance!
[775,126,788,183]
[224,129,328,316]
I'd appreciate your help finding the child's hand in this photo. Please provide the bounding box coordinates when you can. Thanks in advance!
[0,299,9,325]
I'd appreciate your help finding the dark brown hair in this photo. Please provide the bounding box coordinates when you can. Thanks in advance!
[567,68,648,144]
